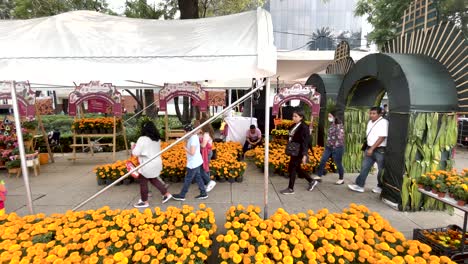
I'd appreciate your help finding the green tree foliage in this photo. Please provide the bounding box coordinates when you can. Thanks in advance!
[10,0,114,19]
[355,0,411,47]
[0,0,15,19]
[356,0,467,47]
[124,0,164,19]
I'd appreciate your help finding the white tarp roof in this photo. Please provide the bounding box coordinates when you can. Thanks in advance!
[0,9,276,83]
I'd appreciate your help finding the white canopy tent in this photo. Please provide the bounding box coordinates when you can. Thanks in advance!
[0,9,276,82]
[0,9,276,215]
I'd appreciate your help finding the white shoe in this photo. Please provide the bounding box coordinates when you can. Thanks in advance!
[372,187,382,194]
[335,179,344,185]
[206,180,217,193]
[348,184,365,193]
[313,176,322,181]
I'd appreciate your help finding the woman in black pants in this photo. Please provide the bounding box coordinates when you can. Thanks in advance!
[280,109,318,195]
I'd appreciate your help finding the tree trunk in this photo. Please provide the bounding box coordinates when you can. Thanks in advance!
[183,97,190,123]
[178,0,199,19]
[143,89,157,118]
[124,89,144,117]
[174,97,184,123]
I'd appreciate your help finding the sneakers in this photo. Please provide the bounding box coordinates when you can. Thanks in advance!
[335,179,345,185]
[348,184,365,193]
[313,176,322,181]
[172,194,186,201]
[133,201,149,208]
[372,187,382,194]
[308,181,319,191]
[162,194,172,204]
[206,180,217,193]
[280,188,295,195]
[195,193,208,200]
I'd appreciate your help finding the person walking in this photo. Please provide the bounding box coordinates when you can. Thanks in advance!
[280,109,318,195]
[132,121,172,208]
[172,124,208,201]
[198,118,217,192]
[348,106,388,193]
[313,110,345,184]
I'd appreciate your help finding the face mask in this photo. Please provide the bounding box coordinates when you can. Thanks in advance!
[328,117,334,122]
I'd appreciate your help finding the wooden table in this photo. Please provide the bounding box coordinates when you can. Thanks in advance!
[418,188,467,257]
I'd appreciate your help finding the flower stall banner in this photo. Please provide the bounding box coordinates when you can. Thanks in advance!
[207,90,226,107]
[35,97,54,115]
[159,82,208,111]
[68,81,122,116]
[0,81,35,118]
[88,98,111,114]
[272,83,320,117]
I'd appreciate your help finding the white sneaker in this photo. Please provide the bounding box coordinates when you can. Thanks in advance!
[206,180,217,193]
[372,187,382,194]
[313,176,322,181]
[348,184,365,193]
[335,179,344,185]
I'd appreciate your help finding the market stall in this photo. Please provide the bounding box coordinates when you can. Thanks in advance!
[0,81,53,175]
[68,81,128,161]
[272,83,321,144]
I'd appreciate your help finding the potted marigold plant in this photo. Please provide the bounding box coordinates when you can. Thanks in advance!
[453,186,468,206]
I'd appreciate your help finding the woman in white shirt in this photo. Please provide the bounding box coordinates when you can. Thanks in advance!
[132,121,172,207]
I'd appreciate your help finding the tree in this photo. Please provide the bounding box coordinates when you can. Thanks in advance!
[158,0,264,19]
[307,27,336,50]
[355,0,467,47]
[124,0,164,19]
[11,0,114,19]
[0,0,14,19]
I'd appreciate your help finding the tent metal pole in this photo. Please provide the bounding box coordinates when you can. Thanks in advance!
[11,83,34,215]
[264,78,270,220]
[72,85,263,211]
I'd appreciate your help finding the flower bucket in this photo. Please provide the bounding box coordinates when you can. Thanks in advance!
[437,192,446,198]
[39,153,49,165]
[457,200,466,206]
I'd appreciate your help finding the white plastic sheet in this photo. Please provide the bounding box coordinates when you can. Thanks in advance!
[225,116,258,145]
[0,9,276,83]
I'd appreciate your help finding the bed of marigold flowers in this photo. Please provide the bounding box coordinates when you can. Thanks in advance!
[95,141,246,183]
[252,140,335,175]
[0,204,216,264]
[216,204,455,264]
[71,117,121,132]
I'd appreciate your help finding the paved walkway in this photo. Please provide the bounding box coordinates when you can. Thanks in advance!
[2,147,468,242]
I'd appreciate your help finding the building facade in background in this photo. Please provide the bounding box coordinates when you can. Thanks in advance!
[268,0,365,50]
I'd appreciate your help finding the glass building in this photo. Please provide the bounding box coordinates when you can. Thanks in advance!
[267,0,364,50]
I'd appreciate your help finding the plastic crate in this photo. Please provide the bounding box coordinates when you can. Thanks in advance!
[413,225,467,260]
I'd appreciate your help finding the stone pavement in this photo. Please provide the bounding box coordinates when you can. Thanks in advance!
[2,147,468,242]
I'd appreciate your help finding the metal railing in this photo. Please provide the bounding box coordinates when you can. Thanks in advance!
[72,85,265,211]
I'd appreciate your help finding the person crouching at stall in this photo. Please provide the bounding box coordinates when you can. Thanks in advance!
[172,124,208,201]
[132,121,172,208]
[280,109,318,195]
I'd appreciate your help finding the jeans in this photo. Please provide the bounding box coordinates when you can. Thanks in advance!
[180,165,206,197]
[139,177,167,202]
[200,150,212,185]
[355,148,385,187]
[316,146,344,179]
[288,156,313,190]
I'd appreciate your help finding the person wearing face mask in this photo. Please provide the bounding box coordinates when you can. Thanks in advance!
[313,110,345,184]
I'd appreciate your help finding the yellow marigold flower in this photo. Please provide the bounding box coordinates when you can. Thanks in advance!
[283,255,293,264]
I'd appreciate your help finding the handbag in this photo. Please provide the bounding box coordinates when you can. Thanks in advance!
[125,160,140,179]
[285,141,301,156]
[362,118,383,152]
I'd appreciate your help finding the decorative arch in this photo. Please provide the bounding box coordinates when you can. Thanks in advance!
[272,83,320,117]
[336,53,458,206]
[159,82,208,112]
[68,81,122,116]
[0,81,36,118]
[305,74,344,146]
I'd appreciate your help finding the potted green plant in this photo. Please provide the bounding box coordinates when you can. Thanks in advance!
[453,186,468,206]
[6,159,21,175]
